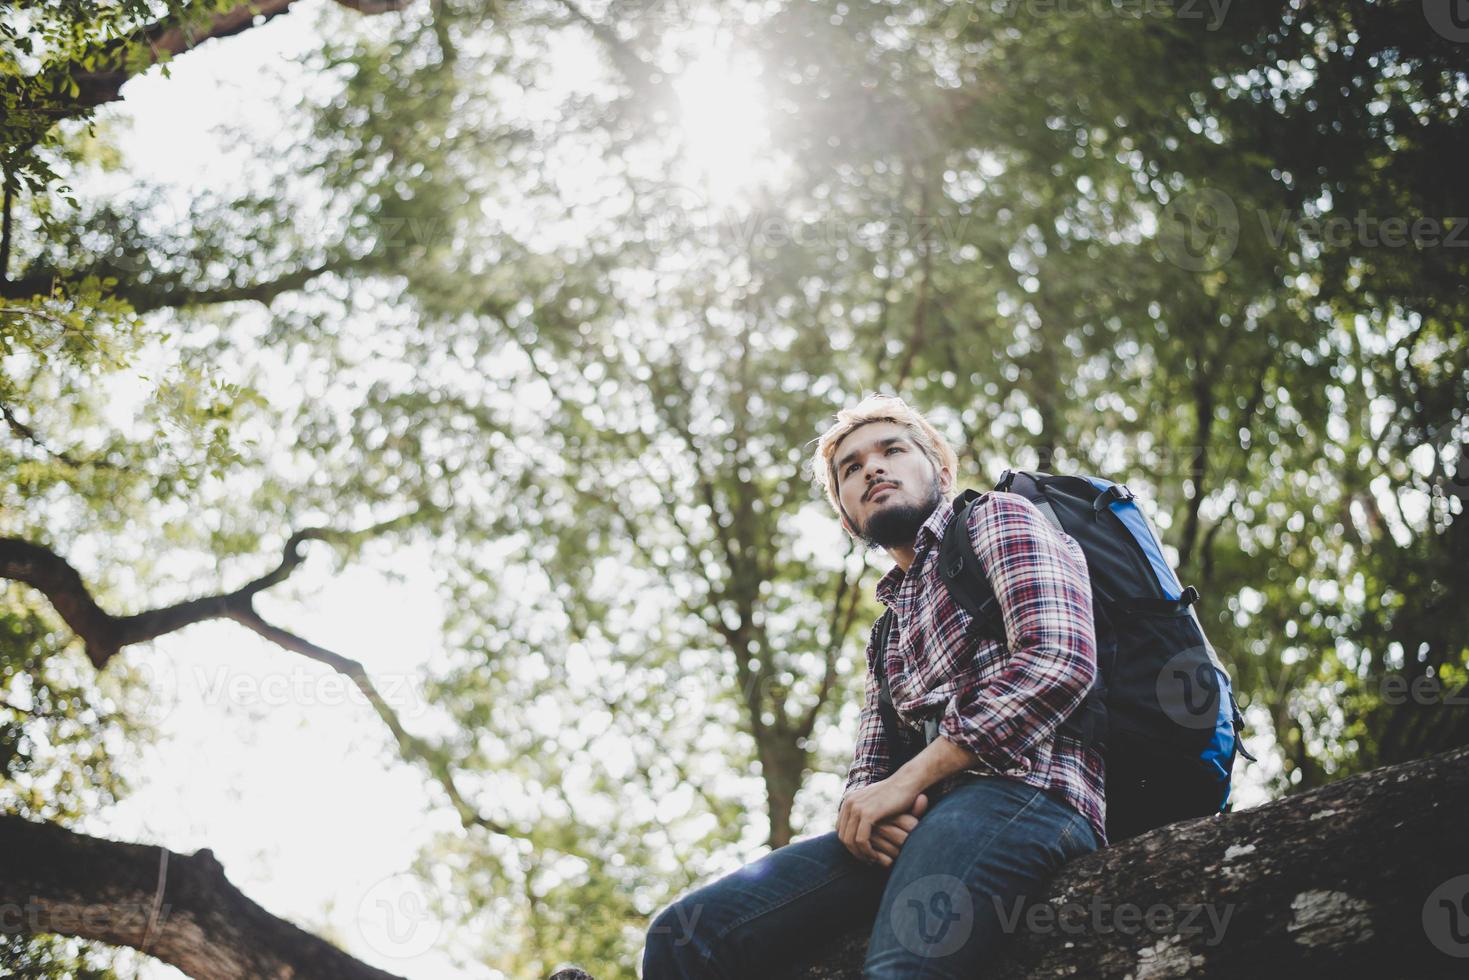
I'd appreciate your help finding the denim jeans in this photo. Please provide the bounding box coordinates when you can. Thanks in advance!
[642,775,1100,979]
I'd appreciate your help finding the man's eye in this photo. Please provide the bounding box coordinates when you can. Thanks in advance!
[887,446,902,454]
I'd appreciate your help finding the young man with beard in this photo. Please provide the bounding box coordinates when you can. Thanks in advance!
[642,394,1105,979]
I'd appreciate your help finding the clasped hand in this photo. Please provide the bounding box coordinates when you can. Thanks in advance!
[836,776,930,868]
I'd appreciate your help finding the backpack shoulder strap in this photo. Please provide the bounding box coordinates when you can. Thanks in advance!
[937,489,1003,637]
[873,608,922,768]
[998,469,1067,532]
[940,480,1108,749]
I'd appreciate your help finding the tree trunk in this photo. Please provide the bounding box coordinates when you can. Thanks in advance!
[773,745,1469,978]
[758,735,809,849]
[0,814,406,980]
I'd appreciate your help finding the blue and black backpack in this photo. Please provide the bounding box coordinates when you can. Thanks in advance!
[874,469,1254,843]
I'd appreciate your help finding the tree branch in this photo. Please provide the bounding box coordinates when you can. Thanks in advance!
[778,745,1469,979]
[23,1,411,122]
[1,165,13,283]
[0,261,338,312]
[0,812,407,980]
[0,516,600,859]
[0,520,405,668]
[1,401,125,472]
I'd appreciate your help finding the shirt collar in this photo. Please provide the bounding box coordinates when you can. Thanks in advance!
[873,497,959,607]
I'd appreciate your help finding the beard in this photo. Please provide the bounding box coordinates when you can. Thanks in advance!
[857,478,945,551]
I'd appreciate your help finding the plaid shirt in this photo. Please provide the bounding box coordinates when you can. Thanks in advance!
[840,490,1108,846]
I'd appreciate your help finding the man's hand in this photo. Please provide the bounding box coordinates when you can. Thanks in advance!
[838,775,928,867]
[867,792,929,867]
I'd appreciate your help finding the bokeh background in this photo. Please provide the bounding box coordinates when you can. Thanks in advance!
[2,0,1465,976]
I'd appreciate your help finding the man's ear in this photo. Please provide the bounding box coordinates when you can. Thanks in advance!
[938,464,953,495]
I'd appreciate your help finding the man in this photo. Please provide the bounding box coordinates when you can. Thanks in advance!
[643,393,1105,978]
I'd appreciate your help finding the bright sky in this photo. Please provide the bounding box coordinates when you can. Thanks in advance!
[63,3,1275,977]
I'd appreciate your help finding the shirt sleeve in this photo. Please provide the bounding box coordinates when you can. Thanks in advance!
[936,492,1097,773]
[840,625,892,808]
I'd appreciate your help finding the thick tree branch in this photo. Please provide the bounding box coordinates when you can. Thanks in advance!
[127,261,341,313]
[0,522,401,668]
[776,746,1469,979]
[0,261,338,312]
[0,813,407,980]
[19,1,411,123]
[1,166,13,283]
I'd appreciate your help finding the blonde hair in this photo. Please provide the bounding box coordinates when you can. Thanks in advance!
[809,393,960,530]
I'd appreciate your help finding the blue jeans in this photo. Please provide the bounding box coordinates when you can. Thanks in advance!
[642,775,1100,979]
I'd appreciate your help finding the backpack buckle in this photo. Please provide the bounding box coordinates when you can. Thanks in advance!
[1092,483,1133,517]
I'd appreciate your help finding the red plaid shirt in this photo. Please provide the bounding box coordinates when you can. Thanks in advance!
[840,490,1108,845]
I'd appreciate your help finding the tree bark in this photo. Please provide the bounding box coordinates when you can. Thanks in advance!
[772,745,1469,978]
[0,813,407,980]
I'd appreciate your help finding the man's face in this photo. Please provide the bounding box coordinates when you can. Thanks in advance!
[833,421,951,550]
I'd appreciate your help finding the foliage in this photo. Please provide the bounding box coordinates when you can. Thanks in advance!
[0,0,1463,975]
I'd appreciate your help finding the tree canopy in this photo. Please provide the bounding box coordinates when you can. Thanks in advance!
[1,0,1464,975]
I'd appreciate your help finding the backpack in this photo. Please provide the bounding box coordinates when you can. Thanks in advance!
[872,469,1254,843]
